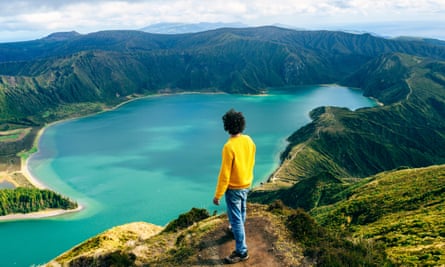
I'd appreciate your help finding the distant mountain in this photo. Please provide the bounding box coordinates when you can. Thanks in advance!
[2,26,445,266]
[42,31,81,41]
[335,21,445,41]
[1,26,445,178]
[1,27,445,124]
[140,22,247,34]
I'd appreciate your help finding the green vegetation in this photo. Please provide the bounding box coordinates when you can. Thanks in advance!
[313,167,445,227]
[68,250,137,267]
[51,203,392,266]
[1,27,445,265]
[253,166,445,266]
[250,171,351,210]
[17,146,38,160]
[0,128,29,142]
[1,27,445,126]
[306,165,445,266]
[1,28,445,179]
[0,133,19,141]
[274,54,445,182]
[0,187,78,215]
[266,200,389,266]
[286,208,389,266]
[163,207,210,233]
[41,102,107,122]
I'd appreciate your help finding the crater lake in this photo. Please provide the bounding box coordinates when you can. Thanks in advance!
[0,85,376,266]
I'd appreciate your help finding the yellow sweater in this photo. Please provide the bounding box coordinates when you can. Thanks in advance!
[214,134,256,200]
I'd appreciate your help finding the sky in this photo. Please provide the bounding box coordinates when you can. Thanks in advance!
[1,0,445,42]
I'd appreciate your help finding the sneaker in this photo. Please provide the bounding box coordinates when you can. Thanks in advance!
[224,250,249,264]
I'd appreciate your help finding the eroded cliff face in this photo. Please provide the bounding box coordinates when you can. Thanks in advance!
[2,27,445,125]
[272,54,445,183]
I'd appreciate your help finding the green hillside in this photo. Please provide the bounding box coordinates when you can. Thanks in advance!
[1,26,445,265]
[48,203,389,266]
[47,165,443,266]
[311,165,445,266]
[268,53,445,182]
[250,56,445,267]
[1,27,445,126]
[1,28,445,177]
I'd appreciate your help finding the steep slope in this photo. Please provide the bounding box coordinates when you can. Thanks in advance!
[251,164,445,266]
[267,53,445,182]
[250,171,347,210]
[2,26,445,63]
[47,203,387,267]
[2,27,445,126]
[1,27,445,266]
[311,164,445,266]
[47,205,304,267]
[0,34,328,124]
[46,165,444,266]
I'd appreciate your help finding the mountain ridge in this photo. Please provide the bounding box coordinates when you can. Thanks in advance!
[47,164,444,266]
[260,53,445,183]
[140,22,248,34]
[1,26,445,266]
[2,26,445,63]
[2,26,445,126]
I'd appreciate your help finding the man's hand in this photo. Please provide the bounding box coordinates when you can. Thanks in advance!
[213,197,220,206]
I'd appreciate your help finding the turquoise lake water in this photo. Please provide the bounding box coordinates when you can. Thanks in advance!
[0,85,376,266]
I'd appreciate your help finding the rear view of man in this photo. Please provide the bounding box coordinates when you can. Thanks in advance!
[213,108,256,264]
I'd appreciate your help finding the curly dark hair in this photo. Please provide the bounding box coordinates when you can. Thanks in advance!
[222,109,246,135]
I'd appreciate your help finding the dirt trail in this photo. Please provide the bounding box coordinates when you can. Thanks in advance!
[193,215,296,266]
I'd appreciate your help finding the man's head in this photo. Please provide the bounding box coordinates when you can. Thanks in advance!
[222,109,246,135]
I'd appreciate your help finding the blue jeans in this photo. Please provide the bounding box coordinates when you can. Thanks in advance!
[225,189,249,254]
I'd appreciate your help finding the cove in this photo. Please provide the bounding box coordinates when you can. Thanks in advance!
[0,85,376,266]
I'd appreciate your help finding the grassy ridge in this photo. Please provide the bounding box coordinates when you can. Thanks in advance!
[311,165,445,266]
[2,27,445,126]
[1,27,445,265]
[49,204,389,266]
[274,54,445,181]
[248,52,445,266]
[50,165,444,266]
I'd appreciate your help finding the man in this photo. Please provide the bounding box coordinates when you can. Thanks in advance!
[213,108,256,264]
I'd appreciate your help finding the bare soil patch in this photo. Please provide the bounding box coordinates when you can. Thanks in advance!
[192,210,304,266]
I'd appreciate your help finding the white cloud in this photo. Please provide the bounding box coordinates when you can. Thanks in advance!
[0,0,444,42]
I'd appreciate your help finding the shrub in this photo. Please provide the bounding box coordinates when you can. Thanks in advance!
[286,208,389,266]
[69,250,136,267]
[163,208,210,233]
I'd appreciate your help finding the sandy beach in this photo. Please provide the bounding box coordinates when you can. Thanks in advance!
[0,93,166,222]
[22,157,47,189]
[0,205,83,222]
[0,91,241,222]
[0,126,84,222]
[0,160,84,222]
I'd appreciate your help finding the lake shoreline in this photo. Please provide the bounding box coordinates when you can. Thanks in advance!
[0,153,85,222]
[1,91,227,221]
[2,87,372,222]
[0,204,84,222]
